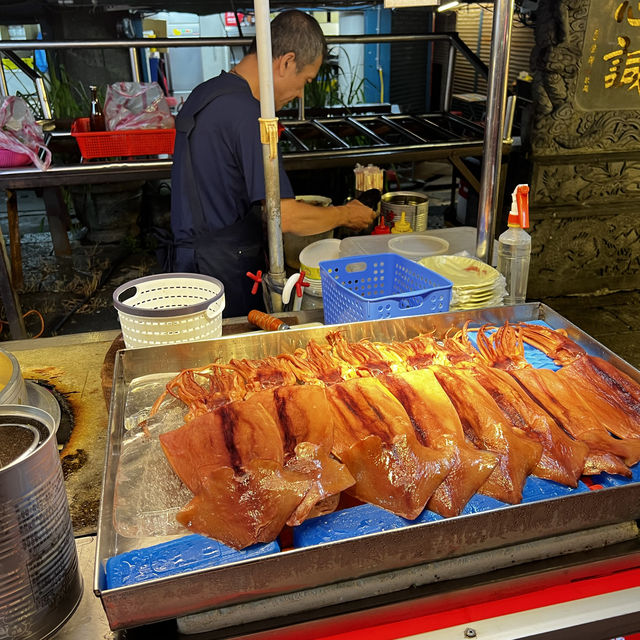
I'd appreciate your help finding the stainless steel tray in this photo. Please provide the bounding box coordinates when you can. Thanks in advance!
[94,303,640,630]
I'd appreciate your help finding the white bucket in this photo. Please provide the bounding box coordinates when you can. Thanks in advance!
[113,273,225,349]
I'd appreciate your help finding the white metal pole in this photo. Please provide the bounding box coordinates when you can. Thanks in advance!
[475,0,514,264]
[255,0,286,312]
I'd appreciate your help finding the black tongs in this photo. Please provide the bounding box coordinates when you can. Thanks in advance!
[356,188,382,210]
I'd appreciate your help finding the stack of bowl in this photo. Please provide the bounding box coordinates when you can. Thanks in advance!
[0,347,61,429]
[299,238,342,299]
[0,349,27,405]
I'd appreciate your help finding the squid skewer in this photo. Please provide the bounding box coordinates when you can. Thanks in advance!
[486,324,640,474]
[517,323,640,439]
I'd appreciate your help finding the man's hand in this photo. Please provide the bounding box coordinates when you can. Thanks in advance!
[281,197,377,235]
[339,199,377,230]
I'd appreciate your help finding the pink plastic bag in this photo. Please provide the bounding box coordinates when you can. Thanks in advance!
[0,96,51,170]
[104,82,174,131]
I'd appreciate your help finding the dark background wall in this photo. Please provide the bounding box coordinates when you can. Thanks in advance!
[389,8,433,113]
[40,7,133,98]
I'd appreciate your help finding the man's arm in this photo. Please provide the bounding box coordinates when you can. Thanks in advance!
[280,198,376,236]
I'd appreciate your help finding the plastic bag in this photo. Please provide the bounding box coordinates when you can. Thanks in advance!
[104,82,174,131]
[0,96,51,170]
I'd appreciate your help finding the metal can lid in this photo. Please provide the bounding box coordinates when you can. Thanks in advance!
[0,422,41,469]
[0,405,54,472]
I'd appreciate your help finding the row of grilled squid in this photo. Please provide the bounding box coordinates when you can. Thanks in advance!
[150,322,640,549]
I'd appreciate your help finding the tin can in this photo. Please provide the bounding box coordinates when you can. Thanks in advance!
[381,191,429,232]
[0,405,82,640]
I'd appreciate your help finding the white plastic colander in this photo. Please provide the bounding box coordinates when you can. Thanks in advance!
[113,273,225,348]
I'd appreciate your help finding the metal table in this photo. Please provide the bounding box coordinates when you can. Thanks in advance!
[0,119,510,340]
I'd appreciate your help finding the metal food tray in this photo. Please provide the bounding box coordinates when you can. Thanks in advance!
[94,303,640,630]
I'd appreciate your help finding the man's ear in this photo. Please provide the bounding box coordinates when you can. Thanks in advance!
[277,51,297,75]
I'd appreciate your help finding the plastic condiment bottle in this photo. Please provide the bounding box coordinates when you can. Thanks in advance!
[371,216,390,235]
[497,184,531,305]
[89,85,105,132]
[391,211,413,234]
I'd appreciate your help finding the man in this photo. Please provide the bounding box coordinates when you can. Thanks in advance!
[170,10,376,318]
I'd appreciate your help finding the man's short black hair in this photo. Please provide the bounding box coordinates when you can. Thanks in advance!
[248,10,327,70]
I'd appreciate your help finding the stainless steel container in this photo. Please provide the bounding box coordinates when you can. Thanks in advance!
[0,405,82,640]
[381,191,429,232]
[96,303,640,630]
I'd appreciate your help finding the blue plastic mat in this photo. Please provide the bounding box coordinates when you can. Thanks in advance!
[106,535,279,588]
[293,475,593,548]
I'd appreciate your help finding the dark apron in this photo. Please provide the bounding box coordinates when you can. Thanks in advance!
[170,81,266,318]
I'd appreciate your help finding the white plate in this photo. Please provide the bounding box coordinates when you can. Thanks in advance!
[420,255,501,287]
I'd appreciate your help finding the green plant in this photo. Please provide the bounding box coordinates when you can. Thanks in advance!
[13,56,90,121]
[43,61,89,120]
[305,61,340,108]
[303,48,366,110]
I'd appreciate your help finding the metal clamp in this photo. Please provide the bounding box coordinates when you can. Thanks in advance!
[259,117,280,160]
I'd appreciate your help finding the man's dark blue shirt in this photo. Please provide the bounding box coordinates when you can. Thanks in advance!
[170,70,294,244]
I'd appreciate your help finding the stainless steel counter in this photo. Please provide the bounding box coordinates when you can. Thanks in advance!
[52,536,117,640]
[9,310,636,639]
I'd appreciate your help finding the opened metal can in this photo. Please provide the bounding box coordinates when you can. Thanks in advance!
[381,190,429,232]
[0,405,82,639]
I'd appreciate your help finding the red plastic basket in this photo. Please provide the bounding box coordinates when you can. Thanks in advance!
[71,118,175,159]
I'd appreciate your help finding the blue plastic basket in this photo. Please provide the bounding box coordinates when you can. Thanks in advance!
[319,252,452,324]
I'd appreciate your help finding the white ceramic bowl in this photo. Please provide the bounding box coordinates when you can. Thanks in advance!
[387,234,450,261]
[299,238,341,280]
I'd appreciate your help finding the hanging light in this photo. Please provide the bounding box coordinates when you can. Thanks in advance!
[438,0,461,11]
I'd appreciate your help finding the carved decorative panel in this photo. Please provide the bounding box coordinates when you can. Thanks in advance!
[528,0,640,296]
[528,211,640,298]
[530,0,640,157]
[532,159,640,205]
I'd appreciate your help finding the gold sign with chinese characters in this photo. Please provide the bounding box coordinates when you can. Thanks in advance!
[577,0,640,110]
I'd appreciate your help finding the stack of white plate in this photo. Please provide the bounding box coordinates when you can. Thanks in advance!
[419,255,506,310]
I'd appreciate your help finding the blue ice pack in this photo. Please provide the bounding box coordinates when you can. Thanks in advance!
[521,475,590,501]
[292,473,599,548]
[292,503,444,547]
[106,535,279,588]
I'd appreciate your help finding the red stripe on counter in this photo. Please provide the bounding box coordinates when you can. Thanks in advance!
[313,566,640,640]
